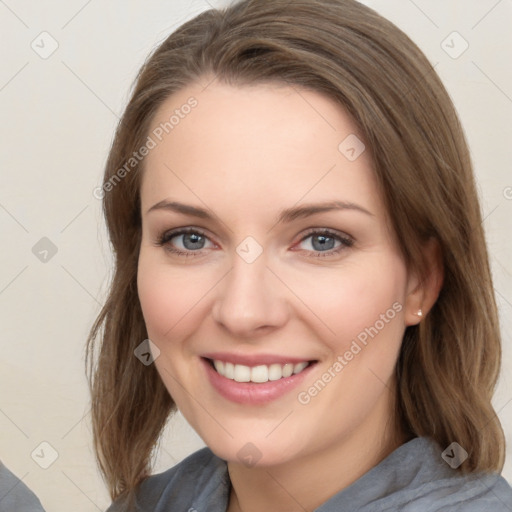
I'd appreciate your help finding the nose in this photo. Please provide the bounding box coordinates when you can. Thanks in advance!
[211,252,290,339]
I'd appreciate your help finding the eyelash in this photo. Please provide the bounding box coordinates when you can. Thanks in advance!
[153,227,354,259]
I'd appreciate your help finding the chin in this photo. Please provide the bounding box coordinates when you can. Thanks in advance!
[200,431,308,468]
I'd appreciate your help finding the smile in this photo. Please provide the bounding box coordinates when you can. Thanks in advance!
[201,355,317,404]
[211,359,310,383]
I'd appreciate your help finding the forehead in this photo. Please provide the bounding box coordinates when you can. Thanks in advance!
[140,79,379,217]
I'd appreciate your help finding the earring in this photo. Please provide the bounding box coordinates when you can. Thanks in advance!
[417,309,423,317]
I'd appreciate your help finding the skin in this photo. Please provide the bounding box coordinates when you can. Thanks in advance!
[137,77,442,512]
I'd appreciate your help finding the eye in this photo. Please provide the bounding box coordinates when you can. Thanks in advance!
[154,227,354,259]
[154,227,215,257]
[295,229,354,257]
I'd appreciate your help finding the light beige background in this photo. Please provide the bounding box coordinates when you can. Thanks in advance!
[0,0,511,510]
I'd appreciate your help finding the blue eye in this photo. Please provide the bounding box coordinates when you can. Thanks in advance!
[154,227,353,258]
[296,229,354,257]
[155,228,213,257]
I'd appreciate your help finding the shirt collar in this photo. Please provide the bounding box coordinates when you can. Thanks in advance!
[191,437,453,511]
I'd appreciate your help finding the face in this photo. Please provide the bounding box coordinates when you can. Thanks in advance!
[137,78,419,467]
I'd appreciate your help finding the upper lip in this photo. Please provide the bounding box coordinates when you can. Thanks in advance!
[202,352,315,367]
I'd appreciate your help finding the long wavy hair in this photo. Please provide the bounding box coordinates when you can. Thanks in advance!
[86,0,505,504]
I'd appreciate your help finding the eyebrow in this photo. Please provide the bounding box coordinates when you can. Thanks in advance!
[146,199,374,223]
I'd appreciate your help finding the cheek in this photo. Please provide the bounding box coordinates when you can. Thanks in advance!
[136,253,209,407]
[137,265,177,340]
[137,252,213,343]
[284,257,407,351]
[292,258,407,432]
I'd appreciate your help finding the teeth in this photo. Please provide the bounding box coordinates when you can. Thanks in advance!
[212,359,310,383]
[268,363,283,381]
[282,363,294,377]
[224,362,235,379]
[293,362,308,374]
[251,365,268,383]
[234,364,251,382]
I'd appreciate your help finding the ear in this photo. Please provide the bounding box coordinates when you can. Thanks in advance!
[404,237,444,326]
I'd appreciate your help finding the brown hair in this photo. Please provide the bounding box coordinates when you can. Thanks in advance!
[86,0,505,504]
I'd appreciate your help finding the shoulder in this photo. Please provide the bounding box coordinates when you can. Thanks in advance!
[419,471,512,511]
[374,437,512,512]
[332,437,512,512]
[0,461,46,512]
[106,447,229,512]
[394,471,512,511]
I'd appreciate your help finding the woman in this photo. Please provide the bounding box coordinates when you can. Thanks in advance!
[87,0,512,510]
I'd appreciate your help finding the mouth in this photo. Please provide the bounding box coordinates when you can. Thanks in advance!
[201,355,318,404]
[206,358,313,383]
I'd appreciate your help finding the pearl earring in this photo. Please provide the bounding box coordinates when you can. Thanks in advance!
[417,309,423,317]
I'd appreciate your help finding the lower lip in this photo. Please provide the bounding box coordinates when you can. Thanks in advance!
[201,358,316,405]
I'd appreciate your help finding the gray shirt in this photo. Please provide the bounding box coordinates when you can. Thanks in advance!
[106,436,512,511]
[0,462,46,512]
